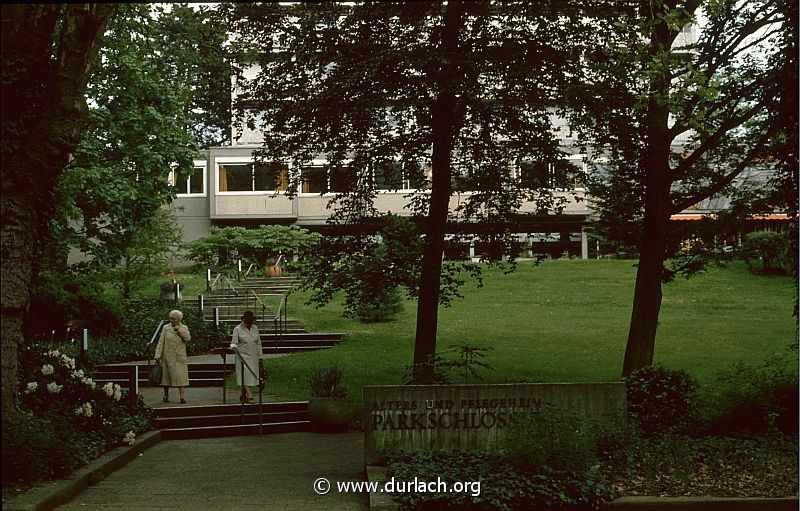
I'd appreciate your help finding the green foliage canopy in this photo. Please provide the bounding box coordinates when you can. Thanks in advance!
[183,225,320,269]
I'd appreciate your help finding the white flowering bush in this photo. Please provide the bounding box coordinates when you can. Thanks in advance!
[6,343,151,485]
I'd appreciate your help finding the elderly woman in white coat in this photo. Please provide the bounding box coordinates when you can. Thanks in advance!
[230,310,263,403]
[155,310,191,404]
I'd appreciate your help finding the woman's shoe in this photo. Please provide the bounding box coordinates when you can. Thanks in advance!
[180,399,187,404]
[163,395,169,403]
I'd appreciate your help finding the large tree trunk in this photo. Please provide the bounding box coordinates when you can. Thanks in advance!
[412,1,464,383]
[413,94,456,383]
[1,4,115,419]
[621,5,673,377]
[621,191,670,376]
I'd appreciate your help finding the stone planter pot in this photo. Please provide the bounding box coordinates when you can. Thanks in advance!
[159,283,182,302]
[308,396,354,433]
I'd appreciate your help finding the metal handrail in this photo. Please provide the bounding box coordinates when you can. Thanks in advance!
[250,288,269,309]
[244,263,257,279]
[273,293,288,353]
[223,275,238,294]
[231,345,264,435]
[145,320,168,388]
[249,289,270,323]
[147,320,169,347]
[210,272,223,290]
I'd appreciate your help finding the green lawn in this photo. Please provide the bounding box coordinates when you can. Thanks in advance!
[125,267,210,301]
[261,260,796,411]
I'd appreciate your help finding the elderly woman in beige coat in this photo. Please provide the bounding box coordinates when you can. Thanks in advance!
[155,310,191,404]
[230,310,263,403]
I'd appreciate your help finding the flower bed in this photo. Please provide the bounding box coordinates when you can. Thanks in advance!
[2,344,152,491]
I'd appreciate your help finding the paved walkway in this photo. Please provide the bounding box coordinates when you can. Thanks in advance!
[128,353,291,408]
[51,354,371,510]
[54,433,369,510]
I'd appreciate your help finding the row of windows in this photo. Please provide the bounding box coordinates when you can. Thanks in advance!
[171,159,586,196]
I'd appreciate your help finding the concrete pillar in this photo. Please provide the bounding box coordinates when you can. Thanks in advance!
[581,228,589,260]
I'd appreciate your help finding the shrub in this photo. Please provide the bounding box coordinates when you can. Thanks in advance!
[47,299,226,367]
[2,411,86,484]
[309,363,348,398]
[401,344,495,384]
[500,404,599,474]
[301,215,421,323]
[703,355,798,437]
[182,225,319,270]
[739,231,791,275]
[386,450,612,511]
[26,272,123,340]
[438,344,495,383]
[355,285,404,323]
[5,343,152,487]
[625,364,698,436]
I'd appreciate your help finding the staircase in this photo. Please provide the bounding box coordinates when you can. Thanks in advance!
[153,401,310,439]
[93,274,337,438]
[182,276,303,328]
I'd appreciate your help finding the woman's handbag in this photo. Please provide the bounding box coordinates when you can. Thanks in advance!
[148,361,163,386]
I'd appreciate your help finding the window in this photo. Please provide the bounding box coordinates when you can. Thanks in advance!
[172,161,206,196]
[519,158,584,189]
[519,160,549,189]
[373,162,426,190]
[220,164,252,191]
[255,162,289,191]
[301,165,326,193]
[374,162,403,190]
[330,165,357,192]
[218,161,289,193]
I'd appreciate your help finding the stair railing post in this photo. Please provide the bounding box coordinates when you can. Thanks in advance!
[237,259,242,281]
[81,329,89,364]
[221,347,227,404]
[206,268,211,291]
[198,295,204,318]
[213,307,220,332]
[239,351,246,422]
[128,365,138,403]
[273,317,278,355]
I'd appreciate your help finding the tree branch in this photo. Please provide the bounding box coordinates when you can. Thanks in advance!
[670,123,778,213]
[671,87,776,180]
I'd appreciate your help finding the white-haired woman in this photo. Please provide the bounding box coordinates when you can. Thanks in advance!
[155,310,191,403]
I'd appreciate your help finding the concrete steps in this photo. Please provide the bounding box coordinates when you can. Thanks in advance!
[154,401,310,439]
[217,332,343,354]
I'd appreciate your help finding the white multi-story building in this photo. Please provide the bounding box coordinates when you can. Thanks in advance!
[167,20,787,262]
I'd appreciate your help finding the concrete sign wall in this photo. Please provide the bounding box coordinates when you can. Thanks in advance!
[363,383,626,464]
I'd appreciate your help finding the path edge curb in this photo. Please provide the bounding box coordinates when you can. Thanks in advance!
[3,430,163,511]
[364,465,797,511]
[365,465,400,511]
[605,496,799,510]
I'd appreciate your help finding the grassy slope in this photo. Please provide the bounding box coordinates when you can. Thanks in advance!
[263,260,795,410]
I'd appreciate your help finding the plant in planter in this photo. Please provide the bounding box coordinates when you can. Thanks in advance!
[308,363,353,433]
[159,278,182,302]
